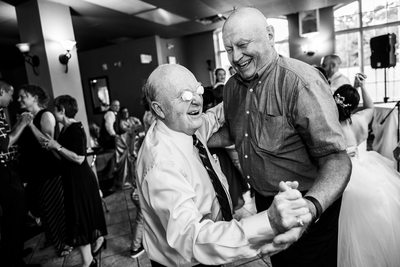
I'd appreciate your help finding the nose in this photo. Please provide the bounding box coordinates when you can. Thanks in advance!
[232,47,243,64]
[191,93,203,106]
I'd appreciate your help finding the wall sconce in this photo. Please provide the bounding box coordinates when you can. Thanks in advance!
[16,43,40,75]
[166,43,174,50]
[59,40,76,73]
[302,44,316,56]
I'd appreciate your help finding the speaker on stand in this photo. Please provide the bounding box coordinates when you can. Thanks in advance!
[370,33,397,103]
[371,33,398,170]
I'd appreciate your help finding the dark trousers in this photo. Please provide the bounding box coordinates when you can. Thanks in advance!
[151,260,221,267]
[254,190,341,267]
[0,163,26,267]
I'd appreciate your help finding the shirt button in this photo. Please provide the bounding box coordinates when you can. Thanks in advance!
[246,111,250,114]
[258,81,262,84]
[249,88,253,92]
[244,133,248,137]
[246,175,250,179]
[244,155,248,159]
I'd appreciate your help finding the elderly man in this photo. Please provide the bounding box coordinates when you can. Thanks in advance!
[99,99,120,150]
[221,7,351,267]
[321,54,351,93]
[136,64,311,267]
[0,80,37,267]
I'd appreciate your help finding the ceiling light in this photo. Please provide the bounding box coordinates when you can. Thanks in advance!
[82,0,156,15]
[135,8,189,26]
[16,43,40,76]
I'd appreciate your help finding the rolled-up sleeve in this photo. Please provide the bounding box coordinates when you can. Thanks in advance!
[198,102,225,141]
[294,79,346,158]
[142,161,274,265]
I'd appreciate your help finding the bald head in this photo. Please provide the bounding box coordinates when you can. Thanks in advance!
[222,7,275,80]
[321,55,342,79]
[145,64,197,104]
[223,7,269,34]
[110,99,120,112]
[143,64,204,135]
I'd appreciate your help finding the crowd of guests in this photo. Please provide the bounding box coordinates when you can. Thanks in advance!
[0,84,107,267]
[1,6,400,267]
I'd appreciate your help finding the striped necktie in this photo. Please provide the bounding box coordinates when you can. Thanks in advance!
[192,134,232,221]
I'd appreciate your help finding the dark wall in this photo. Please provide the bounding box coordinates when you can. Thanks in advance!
[158,31,216,87]
[157,37,187,66]
[183,32,216,87]
[288,6,335,65]
[79,32,216,126]
[79,36,159,126]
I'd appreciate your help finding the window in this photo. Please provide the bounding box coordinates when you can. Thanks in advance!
[334,0,400,102]
[214,17,289,80]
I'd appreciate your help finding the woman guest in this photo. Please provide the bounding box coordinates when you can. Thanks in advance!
[17,85,69,256]
[43,95,107,267]
[335,74,400,267]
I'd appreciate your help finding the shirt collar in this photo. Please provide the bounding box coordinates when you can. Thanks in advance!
[154,120,195,155]
[330,71,341,81]
[234,49,279,85]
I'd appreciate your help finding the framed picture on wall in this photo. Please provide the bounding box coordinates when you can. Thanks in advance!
[89,76,110,113]
[299,9,319,37]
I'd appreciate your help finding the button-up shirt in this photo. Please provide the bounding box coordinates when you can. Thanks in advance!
[0,108,18,165]
[329,71,351,93]
[224,52,346,196]
[136,104,275,266]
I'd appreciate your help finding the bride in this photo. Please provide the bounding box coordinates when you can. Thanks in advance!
[335,74,400,267]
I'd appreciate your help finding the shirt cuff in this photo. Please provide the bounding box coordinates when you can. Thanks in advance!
[239,210,275,244]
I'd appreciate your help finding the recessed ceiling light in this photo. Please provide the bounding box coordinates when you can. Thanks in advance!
[135,8,189,26]
[82,0,156,15]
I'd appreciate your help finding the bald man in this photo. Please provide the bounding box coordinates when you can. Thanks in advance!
[221,7,351,267]
[321,55,351,93]
[136,64,311,267]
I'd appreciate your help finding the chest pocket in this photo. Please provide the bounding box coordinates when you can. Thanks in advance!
[255,113,284,153]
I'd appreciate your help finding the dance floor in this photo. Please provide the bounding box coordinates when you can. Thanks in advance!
[23,189,270,267]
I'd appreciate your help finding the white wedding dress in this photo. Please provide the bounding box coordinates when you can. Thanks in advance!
[338,115,400,267]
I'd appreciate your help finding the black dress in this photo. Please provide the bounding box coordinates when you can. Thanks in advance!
[58,122,107,246]
[18,109,67,253]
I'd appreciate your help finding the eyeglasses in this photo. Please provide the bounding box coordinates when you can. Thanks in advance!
[180,85,204,102]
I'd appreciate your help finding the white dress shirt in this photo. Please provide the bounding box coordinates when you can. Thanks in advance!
[136,104,275,266]
[329,71,351,93]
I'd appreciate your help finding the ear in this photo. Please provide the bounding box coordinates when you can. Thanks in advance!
[58,107,66,116]
[151,101,165,119]
[0,88,3,96]
[266,25,275,42]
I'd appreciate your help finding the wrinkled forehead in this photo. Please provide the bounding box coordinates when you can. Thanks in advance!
[152,65,199,99]
[223,10,269,43]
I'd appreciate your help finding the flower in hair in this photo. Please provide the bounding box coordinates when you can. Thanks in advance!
[334,94,351,108]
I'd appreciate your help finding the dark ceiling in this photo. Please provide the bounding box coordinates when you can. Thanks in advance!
[0,0,351,66]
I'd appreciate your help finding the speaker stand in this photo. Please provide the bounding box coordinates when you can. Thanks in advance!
[383,68,389,103]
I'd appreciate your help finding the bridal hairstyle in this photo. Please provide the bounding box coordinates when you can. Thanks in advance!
[334,84,360,123]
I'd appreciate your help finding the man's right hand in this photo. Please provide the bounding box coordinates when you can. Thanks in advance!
[266,181,311,234]
[260,181,312,256]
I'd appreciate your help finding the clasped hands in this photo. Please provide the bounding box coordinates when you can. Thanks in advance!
[260,181,312,257]
[39,136,59,151]
[18,112,33,126]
